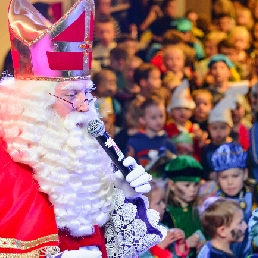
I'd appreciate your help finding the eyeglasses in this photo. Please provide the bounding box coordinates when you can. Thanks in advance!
[49,92,93,109]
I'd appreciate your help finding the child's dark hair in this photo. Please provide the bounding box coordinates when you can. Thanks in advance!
[117,33,137,44]
[218,38,236,53]
[110,46,129,61]
[133,63,159,85]
[96,14,115,25]
[163,30,185,46]
[92,69,115,87]
[200,198,241,238]
[140,97,164,117]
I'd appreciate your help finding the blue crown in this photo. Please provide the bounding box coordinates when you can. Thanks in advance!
[211,142,247,172]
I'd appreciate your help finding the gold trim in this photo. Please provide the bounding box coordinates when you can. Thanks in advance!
[0,234,58,250]
[0,246,60,258]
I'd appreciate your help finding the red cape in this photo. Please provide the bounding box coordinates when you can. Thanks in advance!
[0,139,59,254]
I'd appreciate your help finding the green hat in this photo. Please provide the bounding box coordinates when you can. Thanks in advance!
[172,132,193,144]
[208,54,234,69]
[176,18,193,33]
[164,155,203,182]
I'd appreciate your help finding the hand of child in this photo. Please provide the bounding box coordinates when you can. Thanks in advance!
[157,230,176,249]
[170,228,185,242]
[186,234,200,248]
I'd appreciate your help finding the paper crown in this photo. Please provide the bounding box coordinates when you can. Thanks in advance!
[208,96,236,126]
[167,79,195,111]
[8,0,94,81]
[164,155,203,182]
[172,131,193,144]
[211,142,247,172]
[225,80,249,97]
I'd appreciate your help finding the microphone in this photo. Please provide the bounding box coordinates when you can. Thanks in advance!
[87,119,133,177]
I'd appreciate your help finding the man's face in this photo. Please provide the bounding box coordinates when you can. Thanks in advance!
[96,22,115,46]
[52,82,92,117]
[217,168,247,197]
[210,61,231,84]
[166,1,177,18]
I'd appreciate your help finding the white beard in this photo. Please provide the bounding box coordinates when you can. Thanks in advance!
[33,110,115,237]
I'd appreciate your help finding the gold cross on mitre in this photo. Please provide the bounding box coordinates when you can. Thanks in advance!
[79,36,92,57]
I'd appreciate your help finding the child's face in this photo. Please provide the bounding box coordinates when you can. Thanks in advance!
[96,22,115,46]
[194,95,212,121]
[171,107,192,125]
[147,69,162,90]
[97,72,117,97]
[204,40,218,58]
[142,104,166,133]
[163,48,185,73]
[218,16,232,33]
[176,143,193,155]
[165,1,177,18]
[231,103,245,124]
[170,181,200,205]
[217,168,247,197]
[231,33,249,51]
[220,47,238,63]
[210,61,231,84]
[149,188,166,220]
[208,122,231,145]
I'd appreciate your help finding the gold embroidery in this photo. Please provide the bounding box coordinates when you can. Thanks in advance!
[0,234,58,250]
[0,246,60,258]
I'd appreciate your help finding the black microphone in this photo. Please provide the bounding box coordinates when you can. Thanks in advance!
[87,119,133,177]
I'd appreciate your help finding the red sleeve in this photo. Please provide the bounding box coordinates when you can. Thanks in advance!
[0,139,58,255]
[149,245,172,258]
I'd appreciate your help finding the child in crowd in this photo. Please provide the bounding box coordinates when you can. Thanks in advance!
[195,31,226,85]
[116,33,139,57]
[109,46,129,92]
[206,54,234,104]
[217,13,234,34]
[172,131,194,157]
[133,63,162,100]
[191,89,213,134]
[162,155,205,258]
[93,15,117,69]
[92,69,122,130]
[114,98,143,155]
[163,45,196,92]
[228,26,251,79]
[165,80,204,160]
[230,95,250,150]
[198,197,247,258]
[201,96,235,180]
[235,7,253,30]
[211,142,253,257]
[140,180,189,258]
[150,0,178,43]
[126,97,176,168]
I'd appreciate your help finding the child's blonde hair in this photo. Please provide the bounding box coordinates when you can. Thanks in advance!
[200,197,241,238]
[204,31,227,44]
[192,89,213,103]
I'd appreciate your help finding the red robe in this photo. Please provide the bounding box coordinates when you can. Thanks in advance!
[0,139,107,257]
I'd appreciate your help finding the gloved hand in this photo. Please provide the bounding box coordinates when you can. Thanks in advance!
[114,156,151,199]
[61,249,102,258]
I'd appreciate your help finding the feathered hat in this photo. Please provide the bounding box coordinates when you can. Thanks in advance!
[211,142,247,173]
[8,0,94,81]
[167,79,195,111]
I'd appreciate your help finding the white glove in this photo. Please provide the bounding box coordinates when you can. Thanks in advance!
[61,249,102,258]
[114,156,151,199]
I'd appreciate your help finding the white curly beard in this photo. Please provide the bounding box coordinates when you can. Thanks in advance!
[0,79,115,237]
